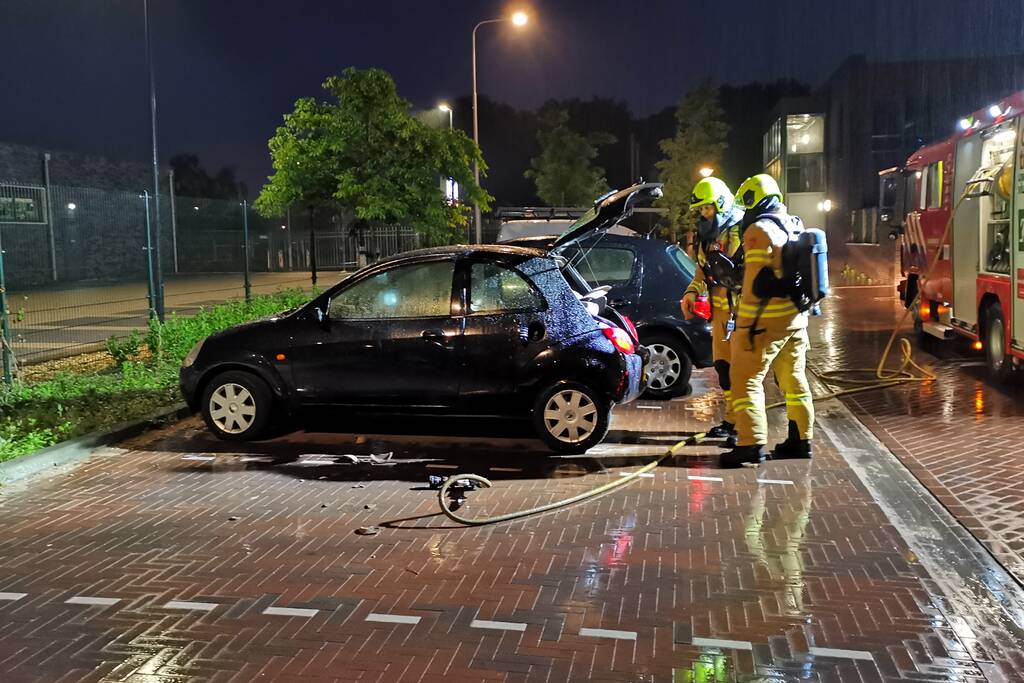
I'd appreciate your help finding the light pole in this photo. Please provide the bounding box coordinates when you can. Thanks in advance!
[472,11,528,243]
[438,103,453,130]
[143,0,164,322]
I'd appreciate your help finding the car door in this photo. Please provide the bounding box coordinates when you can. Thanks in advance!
[289,258,461,408]
[457,259,548,412]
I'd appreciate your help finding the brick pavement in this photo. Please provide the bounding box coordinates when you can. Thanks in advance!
[0,364,1021,680]
[809,286,1024,584]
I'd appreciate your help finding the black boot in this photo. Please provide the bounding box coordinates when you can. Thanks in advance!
[720,444,766,468]
[770,421,813,460]
[706,420,736,439]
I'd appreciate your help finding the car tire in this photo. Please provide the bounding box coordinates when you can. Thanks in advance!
[983,303,1013,383]
[201,370,273,441]
[532,380,611,454]
[640,333,693,399]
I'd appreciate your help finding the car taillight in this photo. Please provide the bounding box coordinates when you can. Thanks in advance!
[691,296,712,320]
[620,314,639,341]
[603,325,635,355]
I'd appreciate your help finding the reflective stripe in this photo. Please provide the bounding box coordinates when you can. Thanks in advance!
[738,302,799,316]
[745,248,771,257]
[744,256,772,264]
[732,397,755,410]
[785,393,813,406]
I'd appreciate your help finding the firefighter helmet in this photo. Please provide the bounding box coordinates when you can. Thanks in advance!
[735,174,783,209]
[689,177,734,213]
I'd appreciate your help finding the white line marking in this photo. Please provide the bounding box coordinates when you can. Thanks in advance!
[490,467,522,473]
[366,613,421,625]
[688,475,723,482]
[425,464,458,469]
[635,405,663,411]
[0,592,27,601]
[808,647,875,661]
[470,619,528,632]
[619,472,655,478]
[181,455,215,461]
[691,637,753,650]
[263,606,319,618]
[66,596,120,606]
[756,479,794,485]
[579,627,637,641]
[162,600,219,611]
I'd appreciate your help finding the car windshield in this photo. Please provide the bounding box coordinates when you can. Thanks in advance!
[667,245,697,282]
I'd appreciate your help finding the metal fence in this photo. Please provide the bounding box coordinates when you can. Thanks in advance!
[0,183,422,376]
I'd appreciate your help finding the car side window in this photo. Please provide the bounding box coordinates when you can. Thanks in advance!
[566,247,635,287]
[469,262,543,314]
[328,261,454,320]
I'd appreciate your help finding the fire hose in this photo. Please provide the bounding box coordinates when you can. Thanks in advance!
[432,189,971,527]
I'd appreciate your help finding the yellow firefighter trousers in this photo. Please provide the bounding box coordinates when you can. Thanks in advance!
[729,322,814,447]
[710,304,735,425]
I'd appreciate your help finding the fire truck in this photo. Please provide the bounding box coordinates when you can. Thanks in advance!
[881,91,1024,380]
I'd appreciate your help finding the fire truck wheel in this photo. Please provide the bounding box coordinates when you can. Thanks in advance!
[983,303,1013,382]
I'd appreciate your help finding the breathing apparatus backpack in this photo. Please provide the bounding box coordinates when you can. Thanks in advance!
[749,213,830,314]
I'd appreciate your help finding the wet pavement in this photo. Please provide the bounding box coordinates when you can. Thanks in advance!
[0,289,1023,681]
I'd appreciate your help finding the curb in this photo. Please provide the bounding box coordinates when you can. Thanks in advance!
[0,403,193,485]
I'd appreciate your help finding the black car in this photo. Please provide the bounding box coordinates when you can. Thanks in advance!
[180,184,661,453]
[506,232,713,398]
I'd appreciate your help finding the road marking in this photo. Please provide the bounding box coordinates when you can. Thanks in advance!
[808,647,874,661]
[425,464,459,469]
[0,592,27,601]
[619,472,655,478]
[756,479,794,485]
[263,606,318,618]
[366,613,421,625]
[691,637,753,650]
[470,619,528,632]
[579,627,637,641]
[181,455,215,461]
[635,405,663,410]
[490,467,522,473]
[688,475,723,482]
[66,596,120,606]
[162,600,219,611]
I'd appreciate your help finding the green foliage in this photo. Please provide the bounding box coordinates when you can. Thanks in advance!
[256,67,491,246]
[525,110,615,207]
[106,330,143,367]
[656,82,730,238]
[0,289,311,463]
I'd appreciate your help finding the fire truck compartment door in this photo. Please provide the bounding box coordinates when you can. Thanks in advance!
[1015,118,1024,349]
[952,135,983,328]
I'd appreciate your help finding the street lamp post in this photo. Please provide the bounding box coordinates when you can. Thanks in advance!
[438,103,453,130]
[143,0,164,322]
[471,11,528,244]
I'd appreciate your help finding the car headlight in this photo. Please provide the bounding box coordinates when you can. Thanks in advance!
[182,339,205,368]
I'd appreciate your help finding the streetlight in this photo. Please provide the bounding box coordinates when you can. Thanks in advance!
[438,103,453,130]
[472,10,530,243]
[699,167,714,178]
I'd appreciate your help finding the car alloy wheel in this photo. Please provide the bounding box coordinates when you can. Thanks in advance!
[645,343,682,391]
[208,382,257,434]
[543,389,598,444]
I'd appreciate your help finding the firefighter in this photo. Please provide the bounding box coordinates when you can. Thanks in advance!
[681,177,744,445]
[721,174,814,468]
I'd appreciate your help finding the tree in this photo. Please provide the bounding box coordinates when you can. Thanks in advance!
[656,82,729,237]
[525,110,615,207]
[169,154,247,199]
[255,67,490,245]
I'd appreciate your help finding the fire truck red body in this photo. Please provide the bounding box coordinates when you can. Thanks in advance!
[887,91,1024,378]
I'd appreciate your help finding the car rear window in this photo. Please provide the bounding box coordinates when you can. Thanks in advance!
[563,246,635,286]
[667,245,697,282]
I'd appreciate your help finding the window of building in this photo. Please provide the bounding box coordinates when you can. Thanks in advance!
[786,153,825,193]
[0,185,46,224]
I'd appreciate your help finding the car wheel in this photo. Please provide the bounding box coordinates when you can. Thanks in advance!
[532,381,610,454]
[201,370,273,441]
[640,333,692,399]
[983,303,1013,382]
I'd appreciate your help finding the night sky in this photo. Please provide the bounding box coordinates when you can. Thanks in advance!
[4,0,1024,192]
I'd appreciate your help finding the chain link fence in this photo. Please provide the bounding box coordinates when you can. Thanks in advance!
[0,183,423,376]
